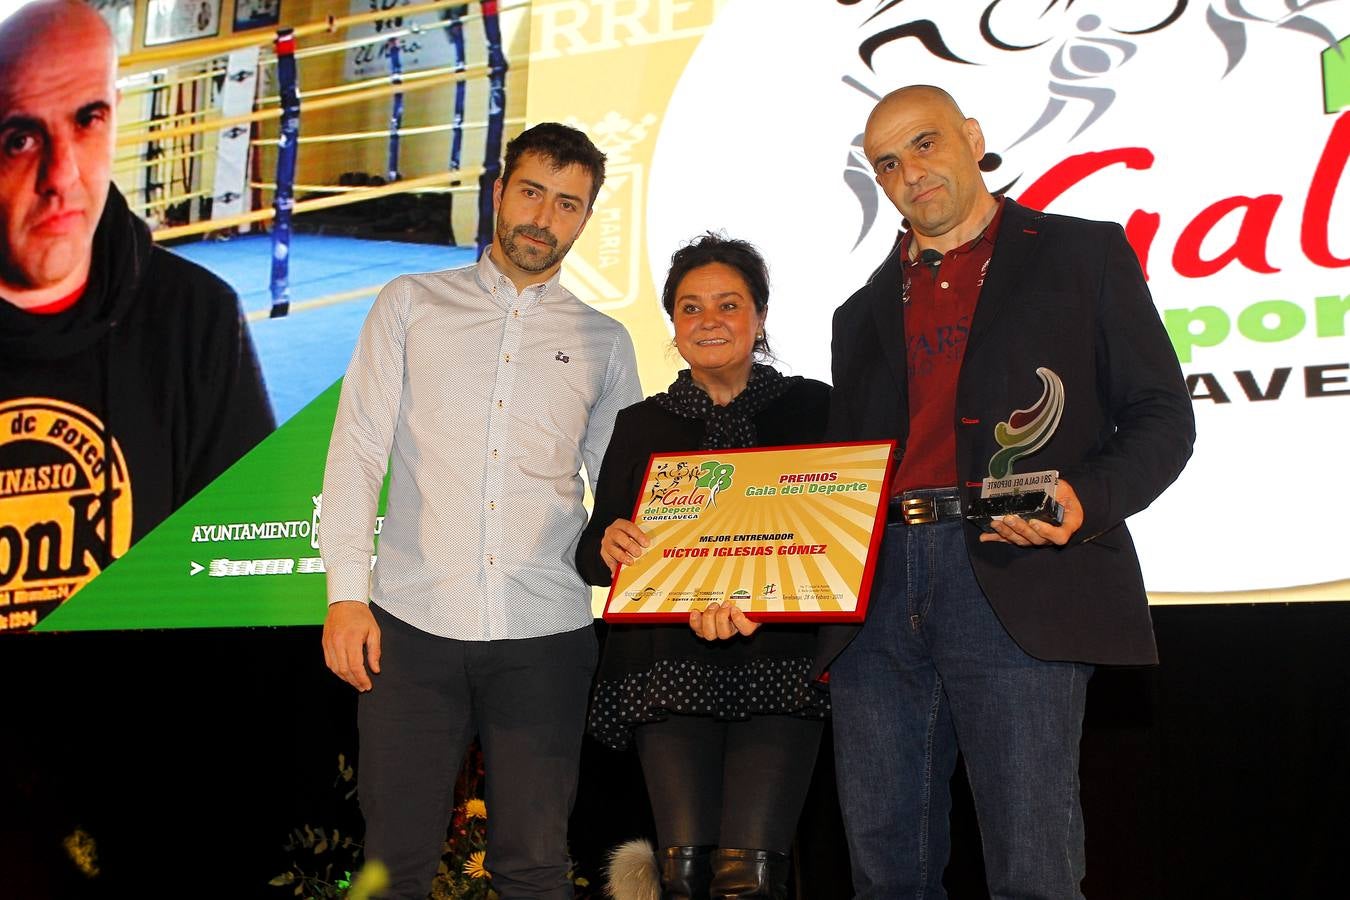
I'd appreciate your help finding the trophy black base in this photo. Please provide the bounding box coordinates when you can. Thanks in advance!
[966,491,1064,533]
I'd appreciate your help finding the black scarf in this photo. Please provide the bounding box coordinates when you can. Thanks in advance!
[653,363,799,450]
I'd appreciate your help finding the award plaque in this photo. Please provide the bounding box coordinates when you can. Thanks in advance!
[603,441,895,623]
[966,470,1065,533]
[967,366,1067,532]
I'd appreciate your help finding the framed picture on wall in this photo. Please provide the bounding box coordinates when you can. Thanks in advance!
[143,0,222,46]
[233,0,281,31]
[89,0,135,55]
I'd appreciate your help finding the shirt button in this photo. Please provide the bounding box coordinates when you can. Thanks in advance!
[492,449,499,459]
[488,501,496,510]
[512,309,519,318]
[486,555,495,565]
[504,353,510,362]
[497,399,503,408]
[940,281,950,289]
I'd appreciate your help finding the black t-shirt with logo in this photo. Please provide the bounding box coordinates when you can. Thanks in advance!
[0,186,275,632]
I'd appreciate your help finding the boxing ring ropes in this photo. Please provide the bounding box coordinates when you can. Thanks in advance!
[111,0,527,318]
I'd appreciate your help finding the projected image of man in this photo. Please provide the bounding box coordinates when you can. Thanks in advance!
[0,0,275,632]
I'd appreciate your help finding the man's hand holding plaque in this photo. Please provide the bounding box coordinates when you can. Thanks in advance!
[976,477,1083,547]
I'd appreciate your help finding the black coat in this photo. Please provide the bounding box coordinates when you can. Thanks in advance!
[819,199,1195,670]
[576,377,832,747]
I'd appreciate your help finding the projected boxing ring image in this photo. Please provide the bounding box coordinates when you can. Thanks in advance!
[112,0,527,423]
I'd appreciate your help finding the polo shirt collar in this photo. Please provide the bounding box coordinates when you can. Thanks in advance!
[475,247,563,308]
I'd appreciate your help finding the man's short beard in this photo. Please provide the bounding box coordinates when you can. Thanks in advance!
[498,221,571,273]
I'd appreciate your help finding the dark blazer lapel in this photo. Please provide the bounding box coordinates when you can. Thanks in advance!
[966,199,1043,359]
[866,244,908,390]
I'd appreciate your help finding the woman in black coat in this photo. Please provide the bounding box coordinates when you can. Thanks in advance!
[577,234,830,900]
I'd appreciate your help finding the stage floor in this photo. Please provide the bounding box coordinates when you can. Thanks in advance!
[172,234,477,424]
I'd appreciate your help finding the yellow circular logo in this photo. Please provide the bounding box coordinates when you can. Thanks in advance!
[0,398,132,632]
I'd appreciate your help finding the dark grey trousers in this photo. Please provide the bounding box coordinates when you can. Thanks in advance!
[358,605,597,899]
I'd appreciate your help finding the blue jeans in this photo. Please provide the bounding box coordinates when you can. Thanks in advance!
[830,512,1092,900]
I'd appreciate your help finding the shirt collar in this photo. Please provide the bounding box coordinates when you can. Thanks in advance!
[475,247,563,309]
[7,279,88,315]
[900,195,1006,269]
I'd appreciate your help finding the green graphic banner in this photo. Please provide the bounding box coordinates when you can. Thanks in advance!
[36,379,382,631]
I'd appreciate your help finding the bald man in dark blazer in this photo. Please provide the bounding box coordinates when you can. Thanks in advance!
[818,85,1194,899]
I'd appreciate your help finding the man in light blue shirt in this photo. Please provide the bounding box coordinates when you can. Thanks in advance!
[319,123,641,899]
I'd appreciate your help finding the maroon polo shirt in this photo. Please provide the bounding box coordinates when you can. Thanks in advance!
[893,199,1004,495]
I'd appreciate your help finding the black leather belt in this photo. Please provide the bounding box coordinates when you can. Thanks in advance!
[887,489,963,526]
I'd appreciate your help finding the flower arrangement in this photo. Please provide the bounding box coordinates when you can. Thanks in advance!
[273,743,594,899]
[429,745,496,900]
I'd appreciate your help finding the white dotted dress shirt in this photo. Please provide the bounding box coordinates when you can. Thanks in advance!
[320,251,642,640]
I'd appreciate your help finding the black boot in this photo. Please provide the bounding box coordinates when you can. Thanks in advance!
[660,845,714,900]
[709,848,790,900]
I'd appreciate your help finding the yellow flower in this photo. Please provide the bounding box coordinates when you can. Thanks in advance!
[463,798,487,820]
[348,860,390,900]
[463,850,490,879]
[63,828,100,878]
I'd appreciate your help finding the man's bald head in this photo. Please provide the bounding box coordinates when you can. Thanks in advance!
[0,0,116,86]
[866,85,968,136]
[0,0,119,306]
[862,83,996,253]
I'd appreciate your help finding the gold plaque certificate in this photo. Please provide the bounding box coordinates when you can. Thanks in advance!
[603,441,895,623]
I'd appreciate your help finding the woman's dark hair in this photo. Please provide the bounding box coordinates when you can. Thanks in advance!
[661,232,772,358]
[501,122,607,208]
